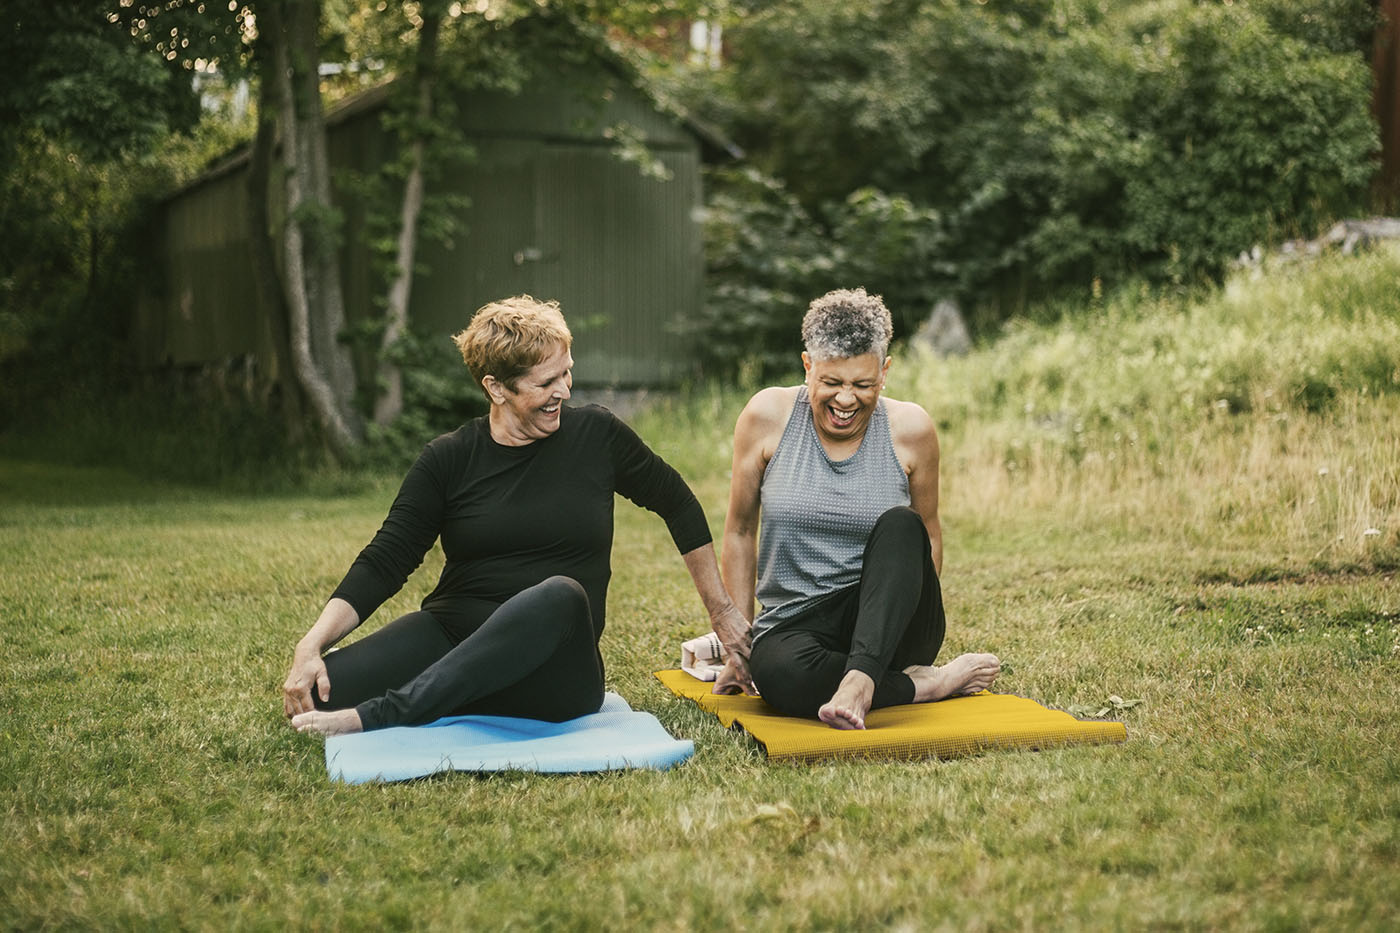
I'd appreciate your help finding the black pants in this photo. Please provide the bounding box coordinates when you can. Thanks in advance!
[748,507,946,718]
[314,575,605,730]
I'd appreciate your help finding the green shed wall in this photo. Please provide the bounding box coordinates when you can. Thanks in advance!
[146,66,704,389]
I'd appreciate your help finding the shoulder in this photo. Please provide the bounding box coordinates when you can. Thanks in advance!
[419,420,483,463]
[733,385,800,461]
[736,385,800,435]
[397,421,484,493]
[570,403,617,423]
[432,418,486,445]
[881,397,939,457]
[566,404,652,461]
[558,404,627,446]
[881,396,935,437]
[565,403,621,434]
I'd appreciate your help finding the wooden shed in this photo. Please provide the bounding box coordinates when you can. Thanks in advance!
[137,29,727,391]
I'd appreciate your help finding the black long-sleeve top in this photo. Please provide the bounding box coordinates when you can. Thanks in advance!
[331,404,712,639]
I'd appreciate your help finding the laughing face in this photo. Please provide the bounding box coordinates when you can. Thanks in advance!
[490,343,573,445]
[802,351,890,447]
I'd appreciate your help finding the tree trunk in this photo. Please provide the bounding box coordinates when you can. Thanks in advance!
[1375,0,1400,210]
[288,1,357,419]
[262,0,361,455]
[373,5,446,427]
[248,45,305,443]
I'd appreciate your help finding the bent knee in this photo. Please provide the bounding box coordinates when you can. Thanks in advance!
[536,574,588,605]
[533,575,593,631]
[875,505,923,530]
[871,506,928,545]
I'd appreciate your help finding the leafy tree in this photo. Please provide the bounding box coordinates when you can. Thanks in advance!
[0,2,183,162]
[670,0,1378,372]
[0,1,250,421]
[1116,3,1378,279]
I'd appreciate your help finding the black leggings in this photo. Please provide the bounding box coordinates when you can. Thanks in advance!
[748,507,946,718]
[314,575,605,730]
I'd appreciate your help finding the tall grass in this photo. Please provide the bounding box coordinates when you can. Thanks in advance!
[3,247,1398,929]
[888,245,1400,572]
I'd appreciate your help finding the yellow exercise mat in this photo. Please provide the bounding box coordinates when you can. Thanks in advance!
[654,669,1127,763]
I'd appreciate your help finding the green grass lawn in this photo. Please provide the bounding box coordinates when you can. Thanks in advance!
[4,251,1399,929]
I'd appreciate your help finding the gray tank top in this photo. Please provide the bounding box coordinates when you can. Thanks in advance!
[752,386,911,640]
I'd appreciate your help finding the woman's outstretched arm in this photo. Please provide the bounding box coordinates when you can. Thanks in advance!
[682,543,755,695]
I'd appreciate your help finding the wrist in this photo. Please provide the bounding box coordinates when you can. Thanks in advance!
[713,620,751,643]
[707,599,738,619]
[295,637,325,659]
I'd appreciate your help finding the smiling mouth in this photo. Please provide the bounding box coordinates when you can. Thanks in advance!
[541,402,561,415]
[828,405,857,428]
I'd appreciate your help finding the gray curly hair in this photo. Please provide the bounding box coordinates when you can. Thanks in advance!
[801,287,894,361]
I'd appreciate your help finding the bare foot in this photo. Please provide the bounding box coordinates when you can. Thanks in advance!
[291,708,363,736]
[905,653,1001,703]
[818,670,876,730]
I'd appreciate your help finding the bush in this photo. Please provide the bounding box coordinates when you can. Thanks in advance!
[1,114,254,429]
[689,168,956,379]
[684,168,831,379]
[1114,4,1378,280]
[365,331,489,466]
[674,0,1378,374]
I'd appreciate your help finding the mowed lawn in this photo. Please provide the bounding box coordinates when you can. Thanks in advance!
[2,432,1396,928]
[4,251,1400,929]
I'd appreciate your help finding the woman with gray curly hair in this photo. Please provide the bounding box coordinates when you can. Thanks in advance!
[714,287,999,728]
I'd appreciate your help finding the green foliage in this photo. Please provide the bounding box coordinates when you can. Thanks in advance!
[0,136,104,371]
[365,331,490,464]
[0,2,251,164]
[1,115,256,429]
[672,0,1379,374]
[106,1,253,77]
[831,187,955,329]
[684,168,831,378]
[1245,0,1380,55]
[1115,3,1378,280]
[0,0,256,427]
[1,3,170,162]
[690,168,954,378]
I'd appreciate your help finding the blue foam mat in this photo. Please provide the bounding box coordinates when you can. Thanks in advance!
[324,692,694,783]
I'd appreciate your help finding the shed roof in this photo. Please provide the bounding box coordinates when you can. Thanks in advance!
[168,12,739,202]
